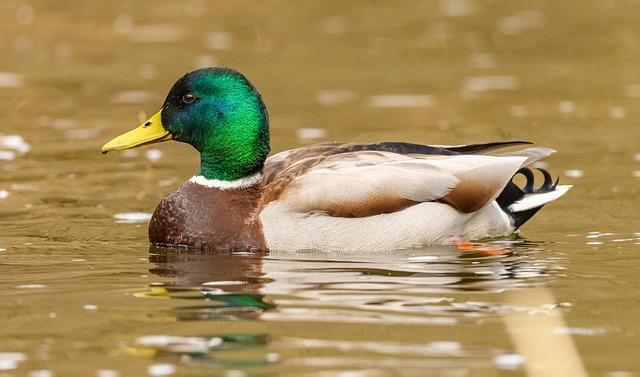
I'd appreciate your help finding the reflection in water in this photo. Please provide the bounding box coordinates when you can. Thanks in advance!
[127,248,278,369]
[125,333,275,369]
[132,240,567,375]
[259,241,564,326]
[143,246,276,320]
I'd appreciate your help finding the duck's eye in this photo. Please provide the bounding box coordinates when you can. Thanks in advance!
[182,92,196,104]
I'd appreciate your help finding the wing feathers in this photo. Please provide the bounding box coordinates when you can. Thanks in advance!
[497,147,556,167]
[263,141,555,218]
[284,161,459,217]
[440,156,527,212]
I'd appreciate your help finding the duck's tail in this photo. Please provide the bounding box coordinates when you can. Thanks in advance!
[496,167,572,229]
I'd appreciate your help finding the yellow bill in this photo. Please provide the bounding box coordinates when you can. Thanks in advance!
[101,109,172,154]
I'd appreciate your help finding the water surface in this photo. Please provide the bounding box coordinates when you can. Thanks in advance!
[1,1,640,376]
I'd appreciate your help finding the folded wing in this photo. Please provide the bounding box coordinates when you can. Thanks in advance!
[264,149,527,217]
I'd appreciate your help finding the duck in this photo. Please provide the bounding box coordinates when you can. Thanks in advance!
[102,67,571,252]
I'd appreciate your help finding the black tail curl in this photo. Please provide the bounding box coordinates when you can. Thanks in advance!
[496,167,559,229]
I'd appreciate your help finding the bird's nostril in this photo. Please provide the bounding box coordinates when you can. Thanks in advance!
[143,121,151,128]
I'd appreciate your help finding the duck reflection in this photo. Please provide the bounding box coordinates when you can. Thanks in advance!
[144,246,275,321]
[137,240,564,372]
[128,247,277,370]
[142,240,561,324]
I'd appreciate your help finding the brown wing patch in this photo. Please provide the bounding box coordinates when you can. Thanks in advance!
[324,195,418,217]
[440,179,495,213]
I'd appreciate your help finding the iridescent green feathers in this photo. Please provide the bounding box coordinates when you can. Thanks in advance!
[161,67,270,181]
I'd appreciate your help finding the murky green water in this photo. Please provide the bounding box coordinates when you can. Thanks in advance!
[1,1,640,376]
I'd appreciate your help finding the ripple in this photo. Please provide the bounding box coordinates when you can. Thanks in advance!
[128,25,185,43]
[0,134,30,156]
[113,212,152,223]
[368,94,435,108]
[111,90,151,104]
[0,72,23,88]
[462,76,519,93]
[296,128,326,141]
[0,352,27,371]
[147,364,175,376]
[203,32,233,50]
[126,333,273,368]
[315,89,357,105]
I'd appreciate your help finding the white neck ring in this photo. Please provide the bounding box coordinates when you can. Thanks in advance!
[189,172,262,190]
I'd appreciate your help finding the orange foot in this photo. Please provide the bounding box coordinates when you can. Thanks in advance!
[454,241,510,255]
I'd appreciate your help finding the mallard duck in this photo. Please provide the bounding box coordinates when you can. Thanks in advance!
[102,67,571,252]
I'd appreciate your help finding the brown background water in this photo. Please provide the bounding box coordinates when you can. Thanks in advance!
[1,1,639,376]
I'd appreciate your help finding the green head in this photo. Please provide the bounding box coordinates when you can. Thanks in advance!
[102,67,270,181]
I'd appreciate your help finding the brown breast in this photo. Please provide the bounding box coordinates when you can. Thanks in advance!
[148,181,268,252]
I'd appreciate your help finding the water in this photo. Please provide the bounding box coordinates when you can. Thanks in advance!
[1,0,640,376]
